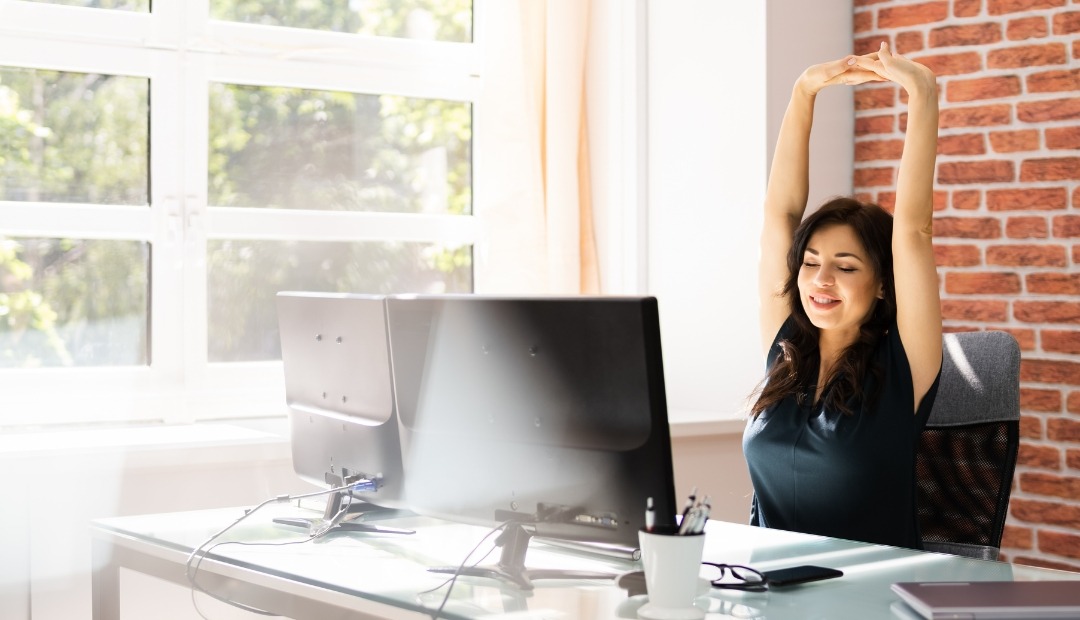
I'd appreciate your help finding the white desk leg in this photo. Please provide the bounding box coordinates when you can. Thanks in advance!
[91,538,122,620]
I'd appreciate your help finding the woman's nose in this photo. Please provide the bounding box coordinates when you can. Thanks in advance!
[813,268,834,286]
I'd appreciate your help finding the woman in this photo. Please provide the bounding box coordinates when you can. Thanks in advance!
[743,43,942,549]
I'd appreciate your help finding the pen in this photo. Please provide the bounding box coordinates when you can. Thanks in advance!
[645,496,655,532]
[679,487,697,525]
[690,496,712,534]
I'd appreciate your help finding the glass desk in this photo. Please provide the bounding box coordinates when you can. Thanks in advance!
[91,503,1079,620]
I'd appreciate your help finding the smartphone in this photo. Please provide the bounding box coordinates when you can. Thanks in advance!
[762,564,843,587]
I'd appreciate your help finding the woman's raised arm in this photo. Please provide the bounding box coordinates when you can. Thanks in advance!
[855,43,942,409]
[759,56,883,354]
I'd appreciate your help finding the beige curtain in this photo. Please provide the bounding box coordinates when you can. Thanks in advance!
[475,0,600,295]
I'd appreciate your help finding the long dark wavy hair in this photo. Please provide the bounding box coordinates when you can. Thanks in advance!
[751,197,896,417]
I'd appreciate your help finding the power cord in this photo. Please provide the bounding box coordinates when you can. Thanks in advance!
[184,481,374,618]
[418,521,510,619]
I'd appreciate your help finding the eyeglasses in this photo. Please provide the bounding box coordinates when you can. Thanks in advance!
[701,562,768,592]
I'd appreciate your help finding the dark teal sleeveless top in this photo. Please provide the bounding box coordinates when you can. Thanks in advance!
[742,317,940,549]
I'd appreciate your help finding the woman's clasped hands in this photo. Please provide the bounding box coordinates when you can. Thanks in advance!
[797,41,936,98]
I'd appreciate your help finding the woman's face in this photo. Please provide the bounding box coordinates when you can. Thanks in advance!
[797,223,883,337]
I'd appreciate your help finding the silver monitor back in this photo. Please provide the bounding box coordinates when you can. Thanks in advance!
[277,292,406,509]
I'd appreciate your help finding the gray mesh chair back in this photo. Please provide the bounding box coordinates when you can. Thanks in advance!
[916,330,1021,561]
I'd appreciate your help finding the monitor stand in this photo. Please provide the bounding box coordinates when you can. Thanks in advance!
[428,522,616,590]
[273,487,414,536]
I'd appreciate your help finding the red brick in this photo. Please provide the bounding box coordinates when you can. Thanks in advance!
[896,31,925,54]
[1029,274,1080,295]
[1047,126,1080,150]
[1052,10,1080,33]
[989,0,1067,14]
[954,0,983,16]
[989,43,1068,68]
[876,191,947,211]
[1013,555,1080,571]
[937,133,986,155]
[987,187,1067,210]
[855,114,894,135]
[1074,245,1080,265]
[1028,362,1080,386]
[1028,69,1080,92]
[1002,327,1036,350]
[855,35,890,56]
[1007,16,1049,39]
[855,87,896,110]
[938,160,1015,184]
[1070,449,1080,469]
[1075,187,1080,209]
[854,10,874,33]
[989,129,1040,152]
[856,139,905,161]
[1019,388,1062,412]
[1018,98,1080,122]
[1021,413,1044,438]
[1021,472,1080,499]
[933,190,948,211]
[1049,416,1080,440]
[939,104,1012,128]
[854,167,894,187]
[1002,524,1035,549]
[988,244,1067,266]
[934,243,982,266]
[1039,530,1080,560]
[1021,157,1080,182]
[935,217,1000,238]
[1010,499,1080,527]
[1016,301,1080,324]
[911,51,983,75]
[1043,328,1080,353]
[945,271,1019,293]
[1018,441,1062,468]
[951,190,981,210]
[1006,216,1048,238]
[855,0,890,5]
[930,22,1002,47]
[1069,391,1080,413]
[879,1,950,28]
[941,299,1009,321]
[946,75,1021,102]
[1054,215,1080,238]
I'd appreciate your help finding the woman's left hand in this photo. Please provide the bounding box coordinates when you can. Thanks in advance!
[852,42,937,97]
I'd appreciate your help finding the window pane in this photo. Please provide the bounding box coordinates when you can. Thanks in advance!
[208,84,471,215]
[211,0,472,43]
[0,237,150,367]
[21,0,148,9]
[207,239,472,362]
[0,67,149,205]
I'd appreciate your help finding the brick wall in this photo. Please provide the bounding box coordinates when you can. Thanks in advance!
[852,0,1080,571]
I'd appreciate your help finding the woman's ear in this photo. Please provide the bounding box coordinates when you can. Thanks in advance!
[877,282,885,300]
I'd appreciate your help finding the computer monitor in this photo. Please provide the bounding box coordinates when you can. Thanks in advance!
[276,292,410,531]
[384,294,679,588]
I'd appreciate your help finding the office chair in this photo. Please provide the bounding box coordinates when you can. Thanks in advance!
[916,330,1021,561]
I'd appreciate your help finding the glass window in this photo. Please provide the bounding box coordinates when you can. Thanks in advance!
[0,67,149,205]
[211,0,473,42]
[207,239,472,362]
[209,84,471,215]
[23,0,148,10]
[0,237,150,368]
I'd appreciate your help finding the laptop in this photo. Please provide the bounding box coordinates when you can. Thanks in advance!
[892,581,1080,619]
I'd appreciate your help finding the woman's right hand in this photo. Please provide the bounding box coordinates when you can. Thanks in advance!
[796,55,886,97]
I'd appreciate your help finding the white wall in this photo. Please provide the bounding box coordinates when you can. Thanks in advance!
[643,0,853,425]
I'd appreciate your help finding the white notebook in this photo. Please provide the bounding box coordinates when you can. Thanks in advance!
[892,581,1080,620]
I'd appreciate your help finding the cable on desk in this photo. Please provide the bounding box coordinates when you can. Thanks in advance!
[418,520,510,620]
[183,482,369,619]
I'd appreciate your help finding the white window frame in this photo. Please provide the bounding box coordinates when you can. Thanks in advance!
[0,0,486,426]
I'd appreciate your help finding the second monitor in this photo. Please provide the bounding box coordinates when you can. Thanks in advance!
[385,294,679,587]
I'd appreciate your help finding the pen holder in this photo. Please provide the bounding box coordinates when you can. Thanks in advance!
[637,526,706,620]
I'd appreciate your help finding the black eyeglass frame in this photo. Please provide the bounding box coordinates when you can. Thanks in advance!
[701,562,768,592]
